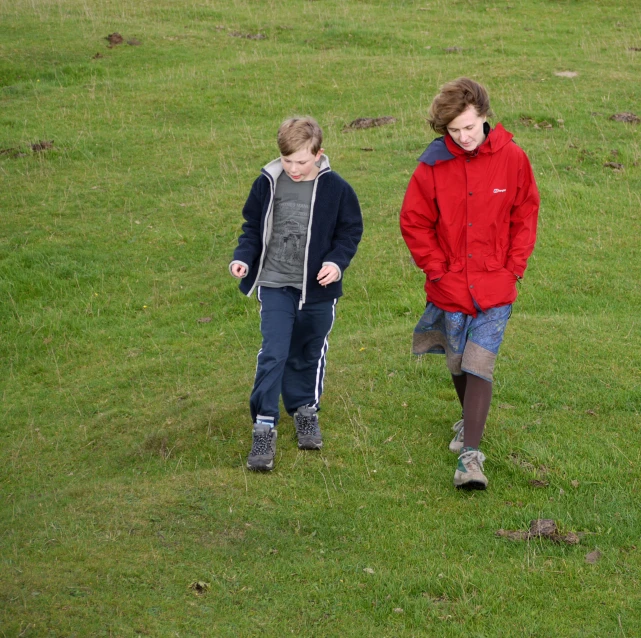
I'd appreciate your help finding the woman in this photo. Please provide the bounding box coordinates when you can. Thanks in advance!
[400,78,540,490]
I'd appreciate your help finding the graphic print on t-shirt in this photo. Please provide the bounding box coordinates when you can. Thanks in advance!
[274,218,305,266]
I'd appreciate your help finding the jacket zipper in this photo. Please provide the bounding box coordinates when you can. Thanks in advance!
[299,167,331,309]
[299,177,319,309]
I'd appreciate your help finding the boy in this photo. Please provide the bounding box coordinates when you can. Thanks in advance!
[230,116,363,471]
[400,78,539,489]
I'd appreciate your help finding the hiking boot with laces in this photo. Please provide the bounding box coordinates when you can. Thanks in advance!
[247,423,277,471]
[454,447,488,490]
[449,418,465,453]
[294,406,322,450]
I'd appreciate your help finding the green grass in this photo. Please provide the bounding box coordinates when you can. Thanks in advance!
[1,0,641,635]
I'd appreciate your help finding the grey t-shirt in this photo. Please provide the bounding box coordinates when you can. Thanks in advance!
[257,172,314,289]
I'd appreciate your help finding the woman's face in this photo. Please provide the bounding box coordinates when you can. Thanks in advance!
[446,105,487,151]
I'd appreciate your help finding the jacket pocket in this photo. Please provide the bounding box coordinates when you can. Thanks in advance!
[448,258,465,273]
[484,255,505,272]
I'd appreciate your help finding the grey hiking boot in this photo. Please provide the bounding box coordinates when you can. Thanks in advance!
[247,423,277,471]
[449,418,465,453]
[453,447,488,490]
[294,405,322,450]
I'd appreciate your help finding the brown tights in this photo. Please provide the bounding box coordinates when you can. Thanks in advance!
[451,373,493,449]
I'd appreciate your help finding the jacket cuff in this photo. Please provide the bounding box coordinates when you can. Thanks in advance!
[229,260,249,278]
[506,259,525,279]
[322,261,342,282]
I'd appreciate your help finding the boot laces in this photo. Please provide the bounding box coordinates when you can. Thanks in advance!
[297,413,318,435]
[251,430,271,455]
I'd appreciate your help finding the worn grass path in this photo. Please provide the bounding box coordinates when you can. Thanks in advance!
[1,0,640,635]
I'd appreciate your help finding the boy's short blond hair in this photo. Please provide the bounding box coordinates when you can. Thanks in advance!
[427,78,492,135]
[277,117,323,156]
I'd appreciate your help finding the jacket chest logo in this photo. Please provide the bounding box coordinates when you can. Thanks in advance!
[493,188,507,194]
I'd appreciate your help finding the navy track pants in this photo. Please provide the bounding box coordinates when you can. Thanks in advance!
[250,286,337,426]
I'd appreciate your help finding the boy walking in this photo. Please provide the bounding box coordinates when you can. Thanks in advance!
[230,117,363,471]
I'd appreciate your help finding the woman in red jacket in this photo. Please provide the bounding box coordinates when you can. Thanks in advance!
[400,78,539,490]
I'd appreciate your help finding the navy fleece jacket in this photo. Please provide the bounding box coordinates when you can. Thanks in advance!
[230,155,363,306]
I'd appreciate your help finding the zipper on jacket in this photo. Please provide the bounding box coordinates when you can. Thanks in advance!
[299,179,318,309]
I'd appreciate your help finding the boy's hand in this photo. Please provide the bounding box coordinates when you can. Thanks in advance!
[317,265,339,287]
[231,263,247,278]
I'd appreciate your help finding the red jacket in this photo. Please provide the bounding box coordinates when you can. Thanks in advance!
[400,123,539,315]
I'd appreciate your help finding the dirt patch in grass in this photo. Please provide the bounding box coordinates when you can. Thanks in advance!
[610,112,640,124]
[31,140,54,152]
[230,31,266,40]
[189,581,210,595]
[105,33,141,47]
[496,519,581,544]
[603,162,624,171]
[343,117,396,131]
[518,116,556,129]
[2,141,53,158]
[0,147,25,158]
[106,32,124,47]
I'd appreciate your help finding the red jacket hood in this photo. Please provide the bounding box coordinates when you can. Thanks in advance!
[418,123,515,167]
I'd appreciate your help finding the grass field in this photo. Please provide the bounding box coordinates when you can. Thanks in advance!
[1,0,641,635]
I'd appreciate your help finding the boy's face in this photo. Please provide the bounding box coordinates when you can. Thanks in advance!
[446,104,487,151]
[281,146,324,182]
